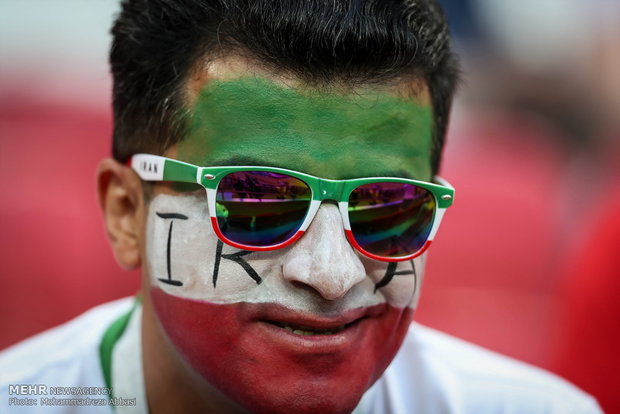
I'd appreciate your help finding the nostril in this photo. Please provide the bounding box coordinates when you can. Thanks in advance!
[288,280,322,296]
[285,275,352,301]
[286,279,348,302]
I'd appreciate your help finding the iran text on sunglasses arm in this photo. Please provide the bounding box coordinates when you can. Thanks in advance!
[0,1,602,413]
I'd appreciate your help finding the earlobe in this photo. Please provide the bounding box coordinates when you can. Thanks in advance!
[97,158,145,270]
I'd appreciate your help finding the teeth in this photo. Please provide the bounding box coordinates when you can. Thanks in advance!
[282,325,346,336]
[293,329,315,336]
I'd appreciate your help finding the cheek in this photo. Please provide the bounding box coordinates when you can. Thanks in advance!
[146,194,264,302]
[364,256,424,308]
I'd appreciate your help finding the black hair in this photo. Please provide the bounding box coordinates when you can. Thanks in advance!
[110,0,459,173]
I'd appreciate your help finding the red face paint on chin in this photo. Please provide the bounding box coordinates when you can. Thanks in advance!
[150,287,414,414]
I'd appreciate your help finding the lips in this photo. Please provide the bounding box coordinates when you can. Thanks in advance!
[254,301,383,326]
[254,301,383,333]
[249,302,386,351]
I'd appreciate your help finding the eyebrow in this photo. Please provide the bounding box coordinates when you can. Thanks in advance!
[206,156,416,180]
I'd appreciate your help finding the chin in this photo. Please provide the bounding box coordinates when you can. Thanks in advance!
[151,287,414,413]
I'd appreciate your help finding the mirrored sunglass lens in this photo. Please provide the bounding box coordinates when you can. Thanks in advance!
[348,182,435,258]
[216,171,312,247]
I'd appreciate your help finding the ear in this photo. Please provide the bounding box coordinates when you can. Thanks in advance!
[97,158,145,270]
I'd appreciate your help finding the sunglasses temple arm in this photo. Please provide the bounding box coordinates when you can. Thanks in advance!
[130,154,167,181]
[130,153,203,184]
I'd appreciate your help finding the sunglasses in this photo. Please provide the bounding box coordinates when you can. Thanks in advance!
[131,154,454,262]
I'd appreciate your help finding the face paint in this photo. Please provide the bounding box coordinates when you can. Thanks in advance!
[147,195,419,306]
[146,76,433,413]
[178,77,433,180]
[151,288,414,414]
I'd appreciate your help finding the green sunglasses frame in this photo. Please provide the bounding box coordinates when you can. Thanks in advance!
[131,153,455,262]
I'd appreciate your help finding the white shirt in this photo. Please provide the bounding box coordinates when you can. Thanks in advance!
[0,298,602,413]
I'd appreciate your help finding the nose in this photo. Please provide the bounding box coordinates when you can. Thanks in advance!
[281,204,366,300]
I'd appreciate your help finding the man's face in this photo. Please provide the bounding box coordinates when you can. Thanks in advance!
[143,68,434,413]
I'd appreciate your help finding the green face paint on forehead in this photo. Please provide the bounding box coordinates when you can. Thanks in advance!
[178,77,433,181]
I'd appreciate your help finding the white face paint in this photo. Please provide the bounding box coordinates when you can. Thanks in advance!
[146,192,424,311]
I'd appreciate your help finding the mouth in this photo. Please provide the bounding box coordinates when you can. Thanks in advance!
[250,305,386,355]
[265,320,360,336]
[234,301,389,352]
[252,303,386,342]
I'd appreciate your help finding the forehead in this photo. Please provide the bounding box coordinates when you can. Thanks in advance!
[177,66,433,181]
